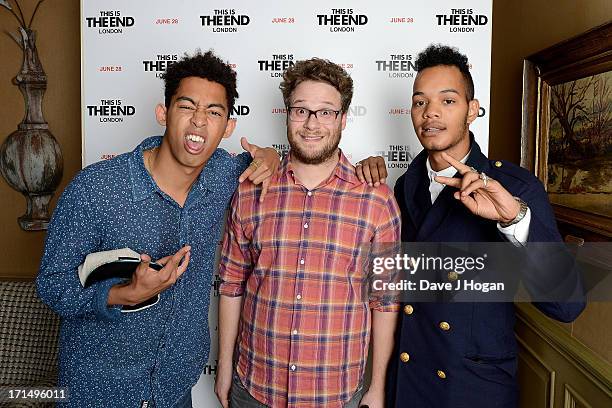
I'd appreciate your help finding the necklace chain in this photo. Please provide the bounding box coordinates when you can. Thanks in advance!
[146,147,158,176]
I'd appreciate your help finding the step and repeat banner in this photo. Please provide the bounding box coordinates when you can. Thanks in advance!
[81,1,492,406]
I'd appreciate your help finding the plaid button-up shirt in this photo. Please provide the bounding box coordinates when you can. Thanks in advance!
[219,150,401,408]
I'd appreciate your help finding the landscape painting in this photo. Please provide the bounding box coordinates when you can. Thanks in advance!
[546,70,612,219]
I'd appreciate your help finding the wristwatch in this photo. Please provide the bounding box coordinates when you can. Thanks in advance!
[499,197,528,228]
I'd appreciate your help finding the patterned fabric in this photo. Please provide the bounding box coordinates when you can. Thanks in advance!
[220,151,401,408]
[0,281,59,408]
[37,136,250,408]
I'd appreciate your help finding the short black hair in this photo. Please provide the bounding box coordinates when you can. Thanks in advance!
[161,50,238,116]
[415,44,474,101]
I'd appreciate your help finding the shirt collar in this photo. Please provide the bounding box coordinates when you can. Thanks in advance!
[425,150,470,183]
[127,135,214,203]
[128,136,162,202]
[280,149,361,187]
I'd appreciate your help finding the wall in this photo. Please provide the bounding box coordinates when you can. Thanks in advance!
[489,0,612,161]
[0,0,80,280]
[490,1,612,364]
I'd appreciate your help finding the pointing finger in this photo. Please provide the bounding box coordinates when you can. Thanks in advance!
[440,152,472,175]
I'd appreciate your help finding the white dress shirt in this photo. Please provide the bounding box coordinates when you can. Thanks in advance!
[425,154,530,246]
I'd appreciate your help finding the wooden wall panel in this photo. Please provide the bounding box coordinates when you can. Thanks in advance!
[516,304,611,408]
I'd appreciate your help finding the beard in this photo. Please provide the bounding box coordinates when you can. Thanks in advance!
[287,125,342,165]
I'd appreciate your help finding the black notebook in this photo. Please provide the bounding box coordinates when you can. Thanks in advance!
[78,248,163,312]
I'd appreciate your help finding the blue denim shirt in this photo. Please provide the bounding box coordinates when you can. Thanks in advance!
[37,136,250,407]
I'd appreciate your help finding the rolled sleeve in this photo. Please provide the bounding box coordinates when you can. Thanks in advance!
[369,190,402,311]
[369,299,400,312]
[218,281,246,297]
[373,190,402,244]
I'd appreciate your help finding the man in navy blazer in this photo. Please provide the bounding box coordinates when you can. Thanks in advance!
[360,44,585,408]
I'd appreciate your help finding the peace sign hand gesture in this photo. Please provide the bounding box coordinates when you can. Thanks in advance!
[434,152,520,223]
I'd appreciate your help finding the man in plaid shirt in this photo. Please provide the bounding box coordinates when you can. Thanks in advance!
[215,58,402,408]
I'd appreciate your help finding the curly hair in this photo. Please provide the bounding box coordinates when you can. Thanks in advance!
[280,58,353,113]
[415,44,474,101]
[161,50,238,116]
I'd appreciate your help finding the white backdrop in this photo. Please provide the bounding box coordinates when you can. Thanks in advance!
[81,1,492,406]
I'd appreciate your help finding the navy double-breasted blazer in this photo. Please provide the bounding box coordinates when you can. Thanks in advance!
[388,136,585,408]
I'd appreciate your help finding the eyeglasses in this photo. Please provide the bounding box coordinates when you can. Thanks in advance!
[287,106,341,124]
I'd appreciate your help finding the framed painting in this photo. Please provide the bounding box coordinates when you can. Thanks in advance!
[522,22,612,238]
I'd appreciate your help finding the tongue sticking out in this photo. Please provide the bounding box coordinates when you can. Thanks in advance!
[185,135,205,153]
[186,139,203,151]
